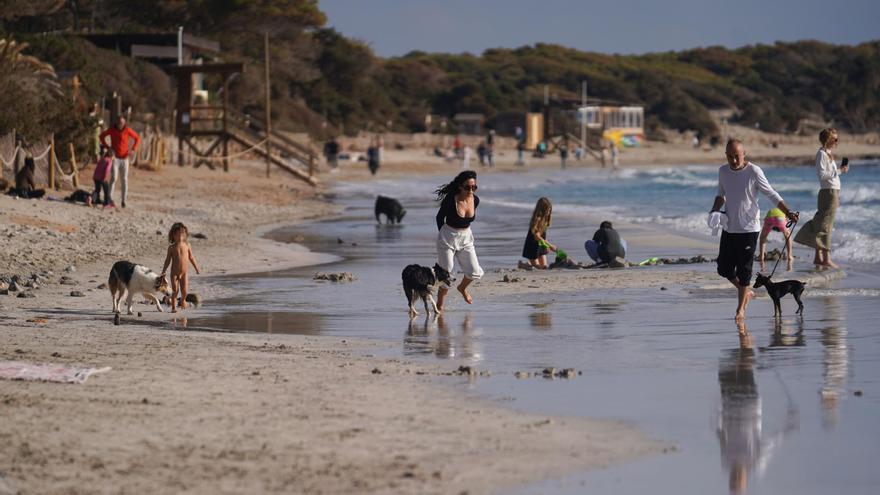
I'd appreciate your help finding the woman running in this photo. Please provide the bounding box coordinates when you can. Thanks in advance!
[435,171,483,309]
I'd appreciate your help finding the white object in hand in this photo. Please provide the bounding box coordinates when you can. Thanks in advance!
[707,211,728,236]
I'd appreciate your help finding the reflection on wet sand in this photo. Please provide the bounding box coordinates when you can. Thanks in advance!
[819,297,848,430]
[375,223,404,244]
[717,321,799,494]
[768,316,805,348]
[184,311,324,335]
[529,312,552,329]
[594,301,624,329]
[403,314,481,362]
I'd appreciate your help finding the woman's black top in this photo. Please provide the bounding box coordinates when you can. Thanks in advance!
[436,194,479,230]
[522,229,548,259]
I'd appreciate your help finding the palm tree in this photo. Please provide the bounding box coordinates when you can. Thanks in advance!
[0,38,63,97]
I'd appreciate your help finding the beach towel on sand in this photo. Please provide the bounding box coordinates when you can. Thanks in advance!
[0,360,111,384]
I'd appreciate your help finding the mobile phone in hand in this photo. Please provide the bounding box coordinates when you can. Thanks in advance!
[842,157,849,167]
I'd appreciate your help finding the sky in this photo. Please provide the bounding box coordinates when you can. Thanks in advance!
[320,0,879,57]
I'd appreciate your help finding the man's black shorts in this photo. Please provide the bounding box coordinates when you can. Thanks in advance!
[717,231,759,286]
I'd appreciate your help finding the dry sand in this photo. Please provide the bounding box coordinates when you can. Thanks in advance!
[1,159,665,494]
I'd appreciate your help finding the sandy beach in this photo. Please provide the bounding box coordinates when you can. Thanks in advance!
[2,139,879,493]
[1,159,667,494]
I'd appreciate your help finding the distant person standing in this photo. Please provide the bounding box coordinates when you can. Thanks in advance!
[323,137,340,170]
[99,116,140,208]
[461,145,472,170]
[610,143,620,168]
[794,128,849,269]
[367,143,380,175]
[515,126,526,166]
[559,141,568,169]
[90,147,113,207]
[485,129,495,167]
[710,139,798,321]
[453,134,462,159]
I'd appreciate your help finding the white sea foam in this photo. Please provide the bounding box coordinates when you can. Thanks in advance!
[806,288,880,297]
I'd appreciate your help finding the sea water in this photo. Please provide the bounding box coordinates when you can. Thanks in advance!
[192,161,880,495]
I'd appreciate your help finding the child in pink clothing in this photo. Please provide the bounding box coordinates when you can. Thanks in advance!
[92,147,113,207]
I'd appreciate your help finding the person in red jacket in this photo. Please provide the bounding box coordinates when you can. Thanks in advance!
[99,116,141,208]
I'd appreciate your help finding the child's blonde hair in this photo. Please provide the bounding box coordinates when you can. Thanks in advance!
[168,222,188,243]
[529,197,553,235]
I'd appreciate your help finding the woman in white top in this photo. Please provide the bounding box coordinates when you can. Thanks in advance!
[794,128,849,268]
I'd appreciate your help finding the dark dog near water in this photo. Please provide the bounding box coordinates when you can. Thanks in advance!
[402,263,453,316]
[375,195,406,224]
[753,273,806,316]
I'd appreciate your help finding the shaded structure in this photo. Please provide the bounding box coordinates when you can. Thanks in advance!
[165,63,241,172]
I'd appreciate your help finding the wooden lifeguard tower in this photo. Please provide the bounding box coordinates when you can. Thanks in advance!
[165,62,240,171]
[165,62,317,184]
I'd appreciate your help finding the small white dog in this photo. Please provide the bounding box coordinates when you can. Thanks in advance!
[108,260,172,315]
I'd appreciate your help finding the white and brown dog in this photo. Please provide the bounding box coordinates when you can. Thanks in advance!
[108,261,172,314]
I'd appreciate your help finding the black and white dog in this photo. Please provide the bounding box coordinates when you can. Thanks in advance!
[108,261,172,315]
[402,263,453,316]
[753,273,806,316]
[375,195,406,224]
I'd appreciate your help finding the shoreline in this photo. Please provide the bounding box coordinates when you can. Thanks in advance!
[0,159,666,494]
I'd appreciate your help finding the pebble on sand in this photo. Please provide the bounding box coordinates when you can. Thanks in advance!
[69,290,85,297]
[17,291,35,298]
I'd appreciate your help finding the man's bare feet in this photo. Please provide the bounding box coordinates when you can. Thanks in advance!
[457,284,473,304]
[171,308,178,313]
[822,260,840,269]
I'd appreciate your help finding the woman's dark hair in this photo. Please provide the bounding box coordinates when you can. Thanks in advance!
[435,171,477,201]
[600,220,613,229]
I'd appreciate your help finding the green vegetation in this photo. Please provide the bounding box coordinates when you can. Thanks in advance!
[1,1,878,142]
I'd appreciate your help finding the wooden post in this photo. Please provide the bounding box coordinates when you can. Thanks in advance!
[68,142,80,189]
[48,135,56,190]
[264,32,271,178]
[222,77,229,172]
[178,135,184,166]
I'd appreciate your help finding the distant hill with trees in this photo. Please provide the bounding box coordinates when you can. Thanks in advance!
[2,0,878,143]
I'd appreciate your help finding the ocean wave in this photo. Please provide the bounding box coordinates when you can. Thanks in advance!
[805,288,880,297]
[632,212,880,263]
[830,230,880,263]
[483,198,624,217]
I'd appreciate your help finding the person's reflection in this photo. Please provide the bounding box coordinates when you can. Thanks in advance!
[819,297,848,430]
[172,316,188,329]
[529,312,552,329]
[437,314,481,362]
[717,321,798,494]
[768,316,805,348]
[403,314,480,361]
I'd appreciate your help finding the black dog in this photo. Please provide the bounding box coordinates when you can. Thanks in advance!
[753,273,806,316]
[402,263,453,316]
[375,195,406,224]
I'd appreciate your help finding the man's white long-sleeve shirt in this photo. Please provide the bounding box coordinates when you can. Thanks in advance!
[717,162,783,233]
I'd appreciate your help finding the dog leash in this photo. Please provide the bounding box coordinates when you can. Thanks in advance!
[768,215,799,279]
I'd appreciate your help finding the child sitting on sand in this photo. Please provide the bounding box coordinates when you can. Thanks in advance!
[160,222,201,313]
[519,197,557,269]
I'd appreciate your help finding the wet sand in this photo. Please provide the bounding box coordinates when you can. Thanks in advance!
[183,176,880,495]
[0,160,664,494]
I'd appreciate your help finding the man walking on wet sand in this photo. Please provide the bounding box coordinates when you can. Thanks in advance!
[709,139,798,322]
[99,116,140,208]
